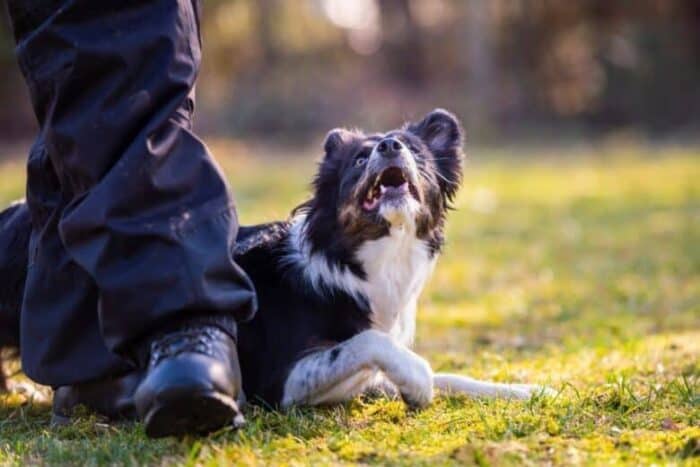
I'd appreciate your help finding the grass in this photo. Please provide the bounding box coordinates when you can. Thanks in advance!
[0,141,698,465]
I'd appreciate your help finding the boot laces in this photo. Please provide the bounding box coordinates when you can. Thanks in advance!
[148,326,227,368]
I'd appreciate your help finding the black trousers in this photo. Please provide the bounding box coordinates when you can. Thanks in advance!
[6,0,256,386]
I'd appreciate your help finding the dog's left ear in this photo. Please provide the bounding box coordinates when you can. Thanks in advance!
[323,128,355,158]
[408,108,464,200]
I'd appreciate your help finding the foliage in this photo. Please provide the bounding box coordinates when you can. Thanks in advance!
[0,143,698,465]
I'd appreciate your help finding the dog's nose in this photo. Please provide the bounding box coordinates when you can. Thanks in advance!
[376,138,403,158]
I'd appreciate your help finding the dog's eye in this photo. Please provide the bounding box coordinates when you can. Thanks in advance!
[355,157,367,167]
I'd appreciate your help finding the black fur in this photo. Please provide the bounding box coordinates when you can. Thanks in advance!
[235,223,372,404]
[0,109,464,403]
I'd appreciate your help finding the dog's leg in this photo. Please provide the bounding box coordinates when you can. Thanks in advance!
[364,373,401,400]
[281,330,433,408]
[433,373,554,399]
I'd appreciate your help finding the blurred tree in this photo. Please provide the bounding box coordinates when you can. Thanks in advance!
[0,0,699,143]
[379,0,429,86]
[0,8,35,143]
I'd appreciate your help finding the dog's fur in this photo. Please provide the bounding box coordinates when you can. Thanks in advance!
[0,109,549,406]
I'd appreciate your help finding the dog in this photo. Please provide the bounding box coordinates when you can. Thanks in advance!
[0,109,550,407]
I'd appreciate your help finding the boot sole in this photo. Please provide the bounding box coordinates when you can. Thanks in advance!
[142,389,237,438]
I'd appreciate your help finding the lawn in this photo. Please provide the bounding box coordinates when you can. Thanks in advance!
[0,141,698,465]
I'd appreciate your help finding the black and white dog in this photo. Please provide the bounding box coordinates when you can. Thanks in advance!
[235,109,551,407]
[0,109,550,407]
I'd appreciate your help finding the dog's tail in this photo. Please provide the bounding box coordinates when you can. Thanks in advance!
[433,373,554,400]
[0,200,30,390]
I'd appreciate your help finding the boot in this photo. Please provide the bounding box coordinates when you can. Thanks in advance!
[133,325,244,438]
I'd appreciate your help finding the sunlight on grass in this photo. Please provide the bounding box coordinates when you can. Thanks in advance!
[0,143,698,465]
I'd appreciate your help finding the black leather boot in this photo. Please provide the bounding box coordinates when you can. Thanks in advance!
[133,325,244,438]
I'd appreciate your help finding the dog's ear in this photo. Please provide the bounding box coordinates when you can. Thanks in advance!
[408,108,463,157]
[314,128,355,203]
[323,128,355,157]
[408,109,464,201]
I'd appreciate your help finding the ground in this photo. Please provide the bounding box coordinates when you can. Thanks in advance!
[0,142,698,466]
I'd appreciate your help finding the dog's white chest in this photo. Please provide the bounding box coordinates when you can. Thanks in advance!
[286,215,436,346]
[355,226,436,345]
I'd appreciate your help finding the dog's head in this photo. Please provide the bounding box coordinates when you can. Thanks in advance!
[299,109,464,266]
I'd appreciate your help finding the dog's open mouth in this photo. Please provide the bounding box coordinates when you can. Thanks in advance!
[362,167,417,211]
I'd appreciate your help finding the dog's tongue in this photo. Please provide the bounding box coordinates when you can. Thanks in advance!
[363,181,409,211]
[363,197,379,210]
[380,182,409,196]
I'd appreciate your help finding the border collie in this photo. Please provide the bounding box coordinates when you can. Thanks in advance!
[0,109,550,408]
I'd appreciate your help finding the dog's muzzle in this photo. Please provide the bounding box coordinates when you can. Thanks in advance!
[361,139,420,212]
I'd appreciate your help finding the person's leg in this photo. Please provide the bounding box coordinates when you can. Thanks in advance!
[7,0,133,386]
[6,0,257,435]
[0,202,29,391]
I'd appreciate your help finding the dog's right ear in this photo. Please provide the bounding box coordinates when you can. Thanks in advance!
[323,128,354,157]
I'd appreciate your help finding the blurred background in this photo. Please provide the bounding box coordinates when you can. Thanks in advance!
[1,0,700,145]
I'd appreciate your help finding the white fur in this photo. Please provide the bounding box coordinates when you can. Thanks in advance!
[282,329,552,407]
[282,330,433,408]
[283,216,367,303]
[433,374,555,399]
[355,225,435,345]
[284,212,435,346]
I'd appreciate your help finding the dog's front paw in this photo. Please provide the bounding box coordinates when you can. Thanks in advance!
[364,379,401,401]
[394,356,434,408]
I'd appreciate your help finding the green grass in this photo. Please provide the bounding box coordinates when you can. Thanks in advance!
[0,141,698,465]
